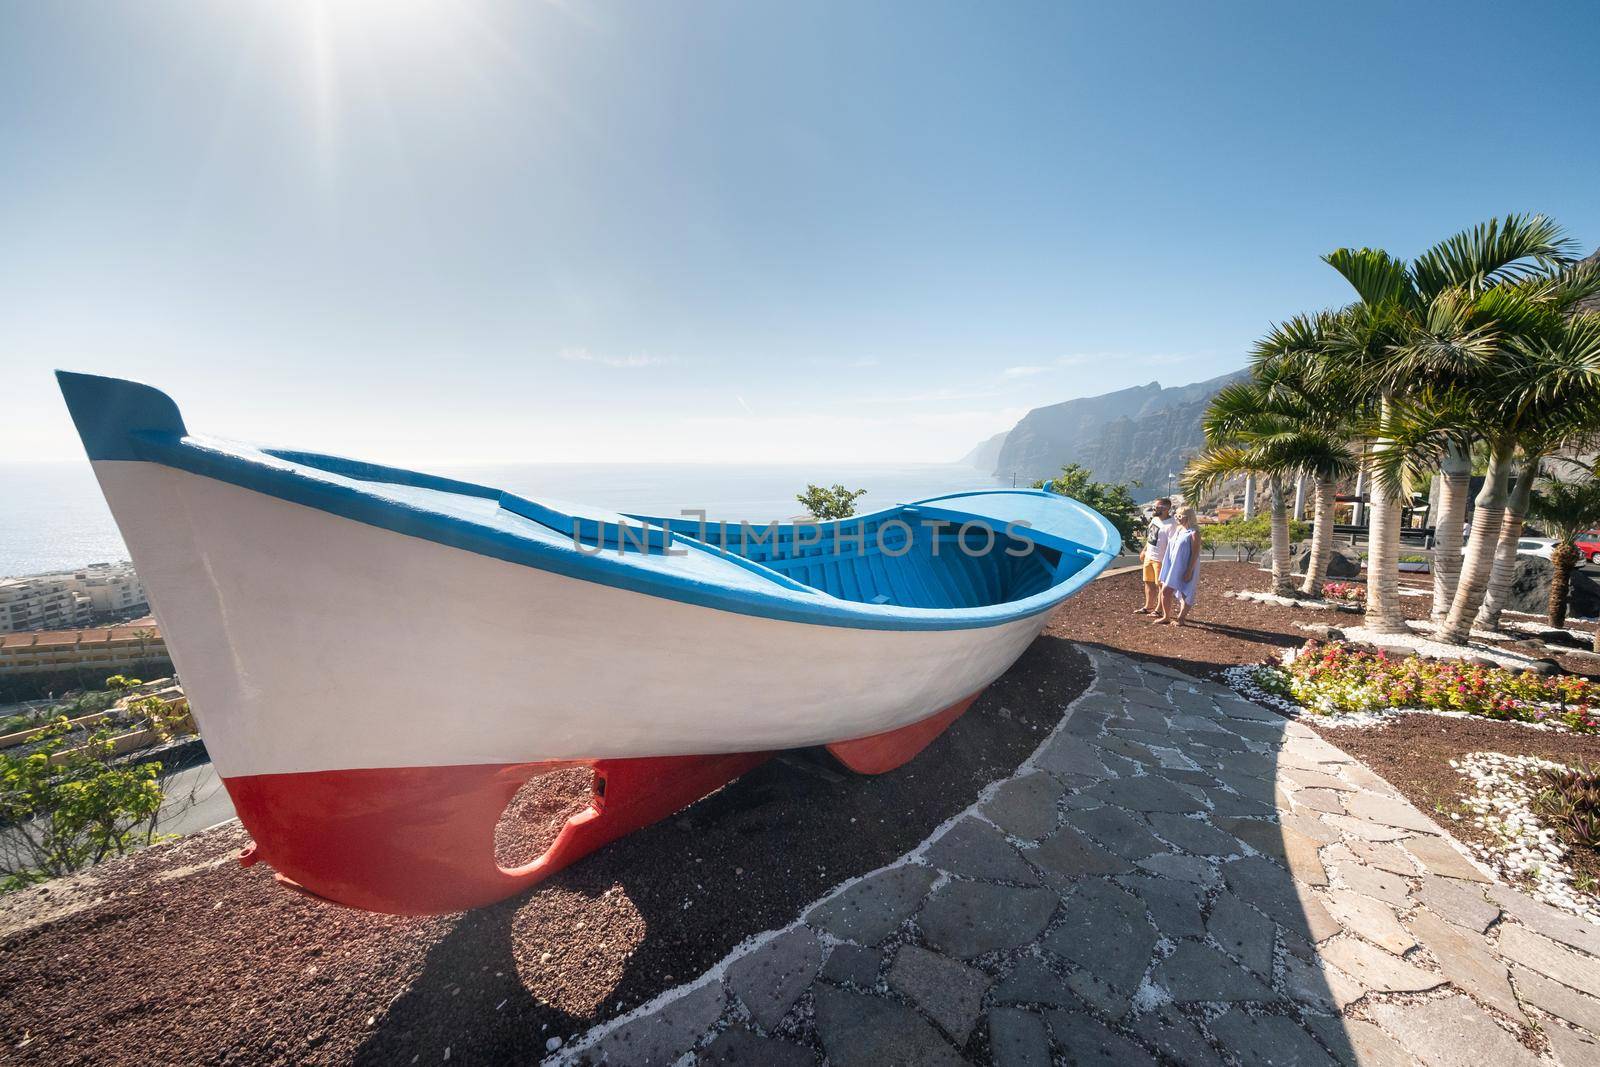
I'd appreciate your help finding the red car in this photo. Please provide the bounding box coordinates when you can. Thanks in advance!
[1576,531,1600,562]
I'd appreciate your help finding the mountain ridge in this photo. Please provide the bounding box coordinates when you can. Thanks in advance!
[967,369,1247,501]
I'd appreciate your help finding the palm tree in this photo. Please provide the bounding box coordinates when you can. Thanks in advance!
[1318,216,1591,641]
[1527,473,1600,629]
[1432,290,1600,643]
[1250,313,1360,596]
[1184,368,1355,595]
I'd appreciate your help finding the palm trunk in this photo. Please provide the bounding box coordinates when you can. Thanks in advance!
[1301,476,1336,596]
[1269,477,1292,594]
[1363,419,1406,634]
[1438,444,1515,644]
[1476,454,1540,631]
[1431,444,1470,620]
[1550,543,1578,629]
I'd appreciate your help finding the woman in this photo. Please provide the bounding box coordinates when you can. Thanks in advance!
[1154,506,1201,626]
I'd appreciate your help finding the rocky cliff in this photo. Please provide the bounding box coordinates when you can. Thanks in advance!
[977,369,1247,500]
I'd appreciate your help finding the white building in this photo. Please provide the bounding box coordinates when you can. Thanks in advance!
[0,563,147,633]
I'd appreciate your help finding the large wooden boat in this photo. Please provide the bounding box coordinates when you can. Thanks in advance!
[57,372,1120,913]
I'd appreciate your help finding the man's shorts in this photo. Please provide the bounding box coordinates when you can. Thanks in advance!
[1142,559,1161,584]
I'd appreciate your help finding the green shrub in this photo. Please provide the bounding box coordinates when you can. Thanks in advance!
[0,717,165,890]
[797,484,868,520]
[1535,763,1600,850]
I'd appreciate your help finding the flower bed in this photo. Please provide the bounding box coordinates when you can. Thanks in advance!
[1320,581,1365,603]
[1253,641,1599,732]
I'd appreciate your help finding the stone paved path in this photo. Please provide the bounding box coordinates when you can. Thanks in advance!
[556,649,1600,1066]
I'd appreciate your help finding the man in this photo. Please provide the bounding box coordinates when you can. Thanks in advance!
[1135,498,1176,616]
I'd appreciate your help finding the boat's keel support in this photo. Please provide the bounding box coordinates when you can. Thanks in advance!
[825,688,984,774]
[227,750,771,915]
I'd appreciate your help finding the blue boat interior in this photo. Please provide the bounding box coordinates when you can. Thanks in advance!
[57,371,1122,630]
[649,507,1075,609]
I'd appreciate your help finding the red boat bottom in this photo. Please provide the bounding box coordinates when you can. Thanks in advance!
[826,688,984,774]
[224,751,770,915]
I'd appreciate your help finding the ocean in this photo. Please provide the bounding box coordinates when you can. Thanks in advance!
[0,461,1010,577]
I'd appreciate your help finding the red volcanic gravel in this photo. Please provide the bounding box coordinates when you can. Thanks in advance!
[495,768,598,868]
[0,639,1091,1065]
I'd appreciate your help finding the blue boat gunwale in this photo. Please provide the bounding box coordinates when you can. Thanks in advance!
[56,371,1122,632]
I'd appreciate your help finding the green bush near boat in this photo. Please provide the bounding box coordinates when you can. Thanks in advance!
[796,483,868,520]
[1031,464,1142,544]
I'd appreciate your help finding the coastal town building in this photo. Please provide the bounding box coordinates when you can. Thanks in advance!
[0,621,165,676]
[0,563,147,633]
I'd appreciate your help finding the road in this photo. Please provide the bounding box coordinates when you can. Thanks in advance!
[154,759,235,835]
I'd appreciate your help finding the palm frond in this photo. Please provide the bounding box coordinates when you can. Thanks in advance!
[1322,248,1415,307]
[1410,213,1576,300]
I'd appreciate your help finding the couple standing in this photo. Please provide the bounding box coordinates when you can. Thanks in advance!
[1135,497,1201,626]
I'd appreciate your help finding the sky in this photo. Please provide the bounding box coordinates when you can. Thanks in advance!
[2,1,1598,466]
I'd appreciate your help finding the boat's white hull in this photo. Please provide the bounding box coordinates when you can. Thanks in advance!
[95,459,1053,782]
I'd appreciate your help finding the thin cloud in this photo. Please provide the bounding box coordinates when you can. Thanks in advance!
[560,346,678,368]
[1000,365,1051,380]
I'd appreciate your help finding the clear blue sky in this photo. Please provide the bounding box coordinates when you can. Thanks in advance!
[3,1,1597,465]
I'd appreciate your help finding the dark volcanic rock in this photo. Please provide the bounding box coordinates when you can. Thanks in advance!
[1498,556,1600,619]
[1295,545,1362,578]
[986,370,1247,497]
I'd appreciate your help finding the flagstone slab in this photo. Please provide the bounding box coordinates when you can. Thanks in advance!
[1510,963,1600,1033]
[886,945,991,1044]
[1136,852,1218,885]
[1324,844,1411,906]
[1495,924,1600,992]
[1205,1010,1336,1067]
[1207,891,1277,976]
[1119,874,1207,939]
[1042,880,1155,996]
[1416,875,1499,934]
[1345,838,1420,877]
[811,985,963,1067]
[819,943,882,989]
[1223,856,1342,942]
[1281,767,1360,794]
[1034,734,1113,779]
[1547,1023,1600,1067]
[726,926,823,1031]
[1407,906,1523,1022]
[587,980,723,1066]
[1322,889,1414,955]
[1367,994,1542,1067]
[1028,824,1133,883]
[1318,937,1443,994]
[1280,811,1341,844]
[993,956,1079,1008]
[1322,813,1412,842]
[1291,787,1347,815]
[1085,774,1206,813]
[1280,952,1367,1012]
[981,770,1066,841]
[917,880,1059,959]
[805,865,937,945]
[1153,942,1278,1002]
[1044,1009,1160,1065]
[1310,1017,1413,1067]
[988,1007,1052,1067]
[1131,1006,1224,1066]
[1064,804,1168,860]
[1340,793,1440,834]
[1488,885,1600,957]
[1400,834,1489,882]
[1147,812,1241,856]
[924,817,1040,885]
[700,1028,819,1067]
